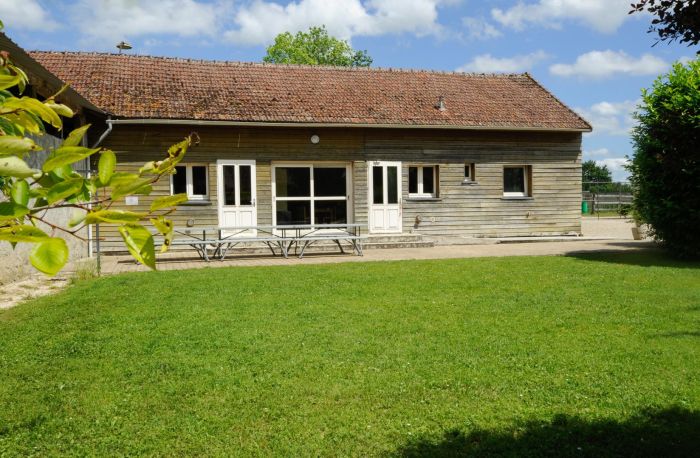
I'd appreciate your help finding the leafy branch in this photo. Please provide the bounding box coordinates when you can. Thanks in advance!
[0,29,197,274]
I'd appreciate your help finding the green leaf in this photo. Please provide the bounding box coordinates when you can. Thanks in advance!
[150,216,174,253]
[109,172,140,187]
[46,102,74,118]
[84,209,144,225]
[111,177,153,199]
[62,124,91,147]
[0,136,41,157]
[42,146,99,172]
[5,110,44,134]
[0,202,29,222]
[11,179,29,206]
[150,193,188,212]
[0,73,22,91]
[3,97,63,129]
[98,150,116,185]
[0,155,38,177]
[47,178,84,204]
[0,225,48,242]
[30,237,68,275]
[0,117,22,136]
[118,224,156,270]
[68,210,86,227]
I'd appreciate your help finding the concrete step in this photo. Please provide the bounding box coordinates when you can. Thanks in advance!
[366,234,425,243]
[364,241,434,250]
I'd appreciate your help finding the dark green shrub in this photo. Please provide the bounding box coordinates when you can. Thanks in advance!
[629,58,700,258]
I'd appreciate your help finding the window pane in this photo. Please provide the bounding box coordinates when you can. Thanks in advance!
[276,200,311,225]
[276,167,310,197]
[172,166,187,195]
[191,166,207,196]
[240,165,252,205]
[223,165,236,205]
[464,164,471,180]
[314,200,347,224]
[408,167,418,194]
[387,166,398,204]
[314,167,346,197]
[504,167,525,193]
[423,166,434,194]
[372,166,383,204]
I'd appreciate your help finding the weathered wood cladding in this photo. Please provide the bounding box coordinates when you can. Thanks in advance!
[95,124,582,250]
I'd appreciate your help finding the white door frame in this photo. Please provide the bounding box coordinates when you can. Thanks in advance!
[368,161,402,233]
[217,159,257,234]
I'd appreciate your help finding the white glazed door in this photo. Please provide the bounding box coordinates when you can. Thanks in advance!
[217,160,256,235]
[368,161,402,233]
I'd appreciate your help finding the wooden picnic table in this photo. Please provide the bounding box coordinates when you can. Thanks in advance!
[168,224,365,261]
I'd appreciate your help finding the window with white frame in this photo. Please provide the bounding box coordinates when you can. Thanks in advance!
[464,163,476,182]
[273,164,350,225]
[503,166,530,197]
[171,164,209,201]
[408,165,438,198]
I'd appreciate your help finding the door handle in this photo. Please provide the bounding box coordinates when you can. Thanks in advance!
[252,198,256,207]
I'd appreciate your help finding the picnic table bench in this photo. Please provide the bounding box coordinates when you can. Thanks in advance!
[167,224,366,261]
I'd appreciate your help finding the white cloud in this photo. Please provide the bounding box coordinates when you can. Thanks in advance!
[583,150,631,181]
[461,17,501,40]
[576,100,639,136]
[550,50,668,79]
[72,0,222,44]
[491,0,630,34]
[0,0,58,31]
[584,148,611,159]
[596,158,630,181]
[456,50,549,73]
[223,0,450,45]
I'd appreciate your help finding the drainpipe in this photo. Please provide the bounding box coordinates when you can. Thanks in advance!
[92,117,114,148]
[88,117,114,274]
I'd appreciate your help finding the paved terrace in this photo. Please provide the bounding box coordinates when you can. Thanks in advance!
[100,217,649,274]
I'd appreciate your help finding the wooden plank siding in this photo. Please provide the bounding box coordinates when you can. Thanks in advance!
[94,124,582,251]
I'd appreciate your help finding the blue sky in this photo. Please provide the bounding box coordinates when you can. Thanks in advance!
[1,0,694,180]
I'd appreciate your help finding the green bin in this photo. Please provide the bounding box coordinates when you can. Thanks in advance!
[582,201,589,214]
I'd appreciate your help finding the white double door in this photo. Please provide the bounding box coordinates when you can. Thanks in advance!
[368,161,402,233]
[217,160,256,233]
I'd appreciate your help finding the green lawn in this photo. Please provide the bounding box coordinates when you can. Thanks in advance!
[1,251,699,456]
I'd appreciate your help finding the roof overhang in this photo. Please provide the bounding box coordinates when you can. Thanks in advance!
[107,118,592,133]
[0,33,104,115]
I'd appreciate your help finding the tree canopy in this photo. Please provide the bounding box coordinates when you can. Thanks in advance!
[582,160,612,183]
[263,26,372,67]
[630,0,700,51]
[629,58,700,258]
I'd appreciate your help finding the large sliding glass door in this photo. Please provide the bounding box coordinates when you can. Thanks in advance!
[273,164,351,226]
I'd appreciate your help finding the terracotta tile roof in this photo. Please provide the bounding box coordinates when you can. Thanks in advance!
[29,51,591,131]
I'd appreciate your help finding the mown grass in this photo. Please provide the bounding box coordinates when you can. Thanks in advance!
[1,251,699,456]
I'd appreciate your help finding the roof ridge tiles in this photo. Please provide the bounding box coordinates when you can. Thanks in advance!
[27,50,526,78]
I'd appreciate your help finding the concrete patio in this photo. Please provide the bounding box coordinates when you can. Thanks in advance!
[99,217,649,274]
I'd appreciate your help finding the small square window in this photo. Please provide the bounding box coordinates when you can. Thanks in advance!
[503,166,530,197]
[408,165,438,198]
[171,164,209,201]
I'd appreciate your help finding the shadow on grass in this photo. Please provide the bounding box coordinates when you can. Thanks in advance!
[565,245,700,269]
[652,331,700,338]
[392,407,700,458]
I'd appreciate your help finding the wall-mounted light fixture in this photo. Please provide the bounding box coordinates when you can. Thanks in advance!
[310,134,320,144]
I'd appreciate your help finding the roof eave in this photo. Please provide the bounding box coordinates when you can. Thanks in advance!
[107,118,592,133]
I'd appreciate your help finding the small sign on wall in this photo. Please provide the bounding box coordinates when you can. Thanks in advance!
[125,196,139,206]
